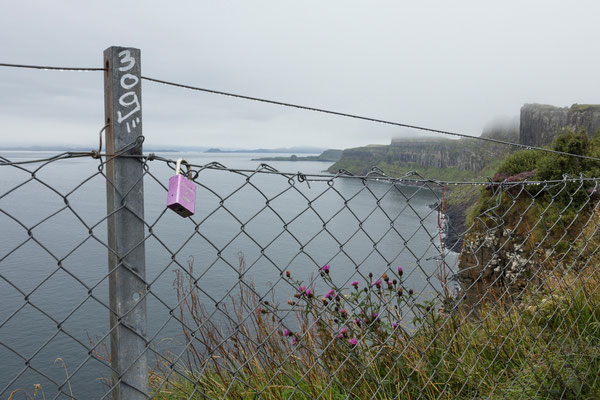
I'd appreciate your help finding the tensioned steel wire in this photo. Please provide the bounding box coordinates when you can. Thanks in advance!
[1,61,600,163]
[2,148,600,399]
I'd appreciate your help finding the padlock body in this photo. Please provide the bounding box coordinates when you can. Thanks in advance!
[167,174,196,217]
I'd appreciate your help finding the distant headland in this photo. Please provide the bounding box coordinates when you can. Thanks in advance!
[205,146,327,154]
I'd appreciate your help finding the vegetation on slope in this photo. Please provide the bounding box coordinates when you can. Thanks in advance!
[466,129,600,243]
[151,254,600,399]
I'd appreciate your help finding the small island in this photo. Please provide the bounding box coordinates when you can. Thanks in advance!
[252,149,343,162]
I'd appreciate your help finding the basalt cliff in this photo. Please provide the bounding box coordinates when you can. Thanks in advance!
[520,104,600,147]
[328,103,600,254]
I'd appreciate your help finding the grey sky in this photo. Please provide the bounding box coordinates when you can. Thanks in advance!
[1,0,598,149]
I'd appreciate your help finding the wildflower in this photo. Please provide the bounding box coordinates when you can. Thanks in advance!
[372,312,378,320]
[354,317,361,325]
[321,297,328,305]
[398,266,403,276]
[305,288,312,297]
[291,336,298,346]
[368,272,373,278]
[387,281,394,289]
[382,273,389,282]
[392,322,399,328]
[339,326,348,337]
[288,300,296,306]
[397,287,403,296]
[298,285,306,293]
[322,264,330,274]
[408,288,414,296]
[351,280,359,288]
[337,334,344,340]
[283,328,291,337]
[373,279,382,289]
[349,337,358,346]
[392,279,397,285]
[339,308,348,317]
[286,270,291,278]
[325,289,336,299]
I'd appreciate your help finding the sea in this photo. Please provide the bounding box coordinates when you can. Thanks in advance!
[0,151,457,399]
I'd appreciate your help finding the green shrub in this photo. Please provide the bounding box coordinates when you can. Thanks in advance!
[496,149,541,175]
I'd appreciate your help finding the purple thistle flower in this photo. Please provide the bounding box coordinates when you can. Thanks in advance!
[354,317,361,325]
[325,289,336,299]
[372,312,378,319]
[397,266,403,276]
[392,322,399,328]
[305,288,312,297]
[340,326,348,335]
[349,337,358,346]
[283,328,291,337]
[291,336,298,346]
[373,279,382,287]
[322,264,330,273]
[298,285,306,293]
[337,334,344,340]
[351,280,359,288]
[339,308,347,317]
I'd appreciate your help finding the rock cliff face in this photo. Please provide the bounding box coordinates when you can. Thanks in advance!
[329,137,511,180]
[387,138,501,171]
[458,228,535,294]
[520,104,600,147]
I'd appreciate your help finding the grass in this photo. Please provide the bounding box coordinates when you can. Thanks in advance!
[150,253,600,399]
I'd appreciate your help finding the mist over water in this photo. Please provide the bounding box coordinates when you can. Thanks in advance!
[0,151,456,398]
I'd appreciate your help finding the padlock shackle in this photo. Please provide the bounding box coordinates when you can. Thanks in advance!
[175,158,192,179]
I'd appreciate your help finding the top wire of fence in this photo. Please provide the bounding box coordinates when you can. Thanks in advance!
[2,61,600,164]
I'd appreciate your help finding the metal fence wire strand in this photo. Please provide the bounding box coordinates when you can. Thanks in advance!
[1,147,600,400]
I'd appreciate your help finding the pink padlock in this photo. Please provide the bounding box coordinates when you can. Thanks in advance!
[167,158,197,217]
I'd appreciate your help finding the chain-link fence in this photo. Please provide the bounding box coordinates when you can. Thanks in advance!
[2,148,600,399]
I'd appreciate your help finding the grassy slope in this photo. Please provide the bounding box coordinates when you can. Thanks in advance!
[153,263,600,399]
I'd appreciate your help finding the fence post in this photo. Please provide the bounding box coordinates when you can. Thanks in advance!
[103,46,148,399]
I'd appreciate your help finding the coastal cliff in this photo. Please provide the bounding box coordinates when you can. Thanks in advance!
[520,104,600,147]
[327,103,600,257]
[328,138,511,181]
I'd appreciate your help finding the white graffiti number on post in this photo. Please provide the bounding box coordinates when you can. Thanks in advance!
[118,50,135,72]
[116,50,141,133]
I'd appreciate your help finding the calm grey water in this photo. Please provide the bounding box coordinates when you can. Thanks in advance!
[0,151,455,399]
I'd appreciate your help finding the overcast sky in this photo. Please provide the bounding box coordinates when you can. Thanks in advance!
[0,1,598,149]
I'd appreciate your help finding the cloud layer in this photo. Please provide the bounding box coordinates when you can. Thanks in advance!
[1,1,598,149]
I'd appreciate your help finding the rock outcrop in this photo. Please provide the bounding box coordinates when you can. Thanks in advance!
[520,104,600,147]
[328,137,511,180]
[387,138,502,171]
[458,228,534,293]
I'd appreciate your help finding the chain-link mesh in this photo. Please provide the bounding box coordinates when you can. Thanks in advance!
[2,150,600,399]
